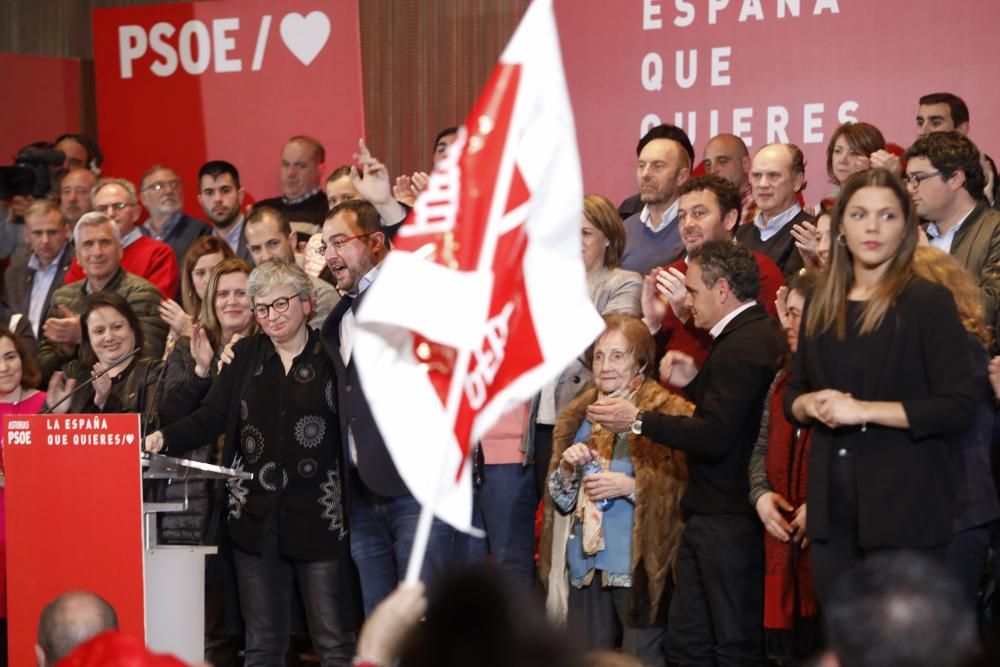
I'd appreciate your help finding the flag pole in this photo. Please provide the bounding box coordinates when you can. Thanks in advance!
[404,345,476,584]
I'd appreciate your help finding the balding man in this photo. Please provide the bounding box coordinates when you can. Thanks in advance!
[34,590,119,667]
[703,133,755,226]
[735,144,815,278]
[4,200,74,337]
[58,168,97,227]
[253,135,330,238]
[139,164,211,269]
[621,124,692,276]
[62,178,180,298]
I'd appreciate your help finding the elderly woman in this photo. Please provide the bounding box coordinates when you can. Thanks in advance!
[539,314,690,666]
[144,261,357,666]
[748,271,820,663]
[46,292,162,416]
[533,194,643,497]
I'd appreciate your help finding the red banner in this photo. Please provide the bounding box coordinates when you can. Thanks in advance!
[92,0,365,217]
[555,0,1000,205]
[0,53,80,165]
[4,414,145,667]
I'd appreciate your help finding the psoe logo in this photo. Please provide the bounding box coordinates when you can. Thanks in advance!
[117,11,331,78]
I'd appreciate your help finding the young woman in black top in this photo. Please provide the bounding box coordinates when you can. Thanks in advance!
[786,168,977,602]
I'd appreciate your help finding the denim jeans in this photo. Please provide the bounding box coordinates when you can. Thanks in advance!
[348,489,458,615]
[232,528,357,666]
[459,463,538,590]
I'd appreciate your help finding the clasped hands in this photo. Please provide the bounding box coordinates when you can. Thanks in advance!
[559,443,634,501]
[801,389,867,429]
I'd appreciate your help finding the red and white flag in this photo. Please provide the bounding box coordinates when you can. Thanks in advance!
[353,0,604,532]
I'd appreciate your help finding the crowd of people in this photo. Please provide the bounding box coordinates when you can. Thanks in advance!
[1,91,999,667]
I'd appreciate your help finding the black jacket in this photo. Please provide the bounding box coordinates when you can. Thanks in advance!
[641,303,785,515]
[785,278,977,548]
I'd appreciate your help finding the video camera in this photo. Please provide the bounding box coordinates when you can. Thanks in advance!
[0,143,65,200]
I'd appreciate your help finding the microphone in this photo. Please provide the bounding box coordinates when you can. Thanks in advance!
[41,348,142,415]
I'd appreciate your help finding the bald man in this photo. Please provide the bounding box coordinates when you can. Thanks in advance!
[703,134,755,225]
[253,135,330,238]
[58,168,97,227]
[35,590,119,666]
[620,124,692,275]
[735,143,814,278]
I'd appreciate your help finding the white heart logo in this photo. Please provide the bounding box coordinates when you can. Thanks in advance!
[125,433,135,445]
[280,11,331,66]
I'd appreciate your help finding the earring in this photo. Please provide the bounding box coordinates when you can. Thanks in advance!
[836,234,847,246]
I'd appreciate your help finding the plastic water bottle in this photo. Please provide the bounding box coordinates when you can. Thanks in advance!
[580,460,614,511]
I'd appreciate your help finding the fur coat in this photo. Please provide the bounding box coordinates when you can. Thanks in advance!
[538,377,692,626]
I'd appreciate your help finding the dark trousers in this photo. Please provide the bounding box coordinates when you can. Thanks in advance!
[232,528,357,667]
[460,462,539,590]
[811,451,948,606]
[569,578,666,667]
[532,424,554,501]
[666,513,765,667]
[947,524,992,615]
[348,486,457,615]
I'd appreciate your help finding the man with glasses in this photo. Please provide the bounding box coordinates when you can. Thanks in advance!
[735,143,815,279]
[243,206,339,328]
[641,174,784,368]
[319,198,457,615]
[904,131,1000,341]
[62,178,179,299]
[139,164,211,270]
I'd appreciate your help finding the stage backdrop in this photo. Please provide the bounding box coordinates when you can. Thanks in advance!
[0,53,80,166]
[555,0,1000,205]
[92,0,365,217]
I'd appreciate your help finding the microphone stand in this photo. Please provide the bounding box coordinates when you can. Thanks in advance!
[40,347,142,415]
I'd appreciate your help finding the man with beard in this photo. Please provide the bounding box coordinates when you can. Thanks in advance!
[198,160,252,262]
[620,124,692,276]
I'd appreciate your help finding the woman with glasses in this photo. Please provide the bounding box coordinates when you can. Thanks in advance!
[145,261,359,665]
[786,169,977,603]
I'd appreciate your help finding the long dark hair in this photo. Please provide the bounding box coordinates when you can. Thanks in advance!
[805,169,917,340]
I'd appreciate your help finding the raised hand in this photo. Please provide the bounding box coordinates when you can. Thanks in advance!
[659,350,698,388]
[654,267,690,320]
[45,371,78,414]
[190,325,215,378]
[158,298,193,339]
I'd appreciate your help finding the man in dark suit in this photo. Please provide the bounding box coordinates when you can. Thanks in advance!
[139,164,212,273]
[318,193,453,615]
[589,241,785,666]
[736,143,815,279]
[197,160,253,262]
[4,199,74,337]
[904,131,1000,342]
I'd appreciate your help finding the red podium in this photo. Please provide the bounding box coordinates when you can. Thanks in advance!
[3,414,146,666]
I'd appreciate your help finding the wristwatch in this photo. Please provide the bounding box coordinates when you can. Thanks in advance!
[630,410,644,435]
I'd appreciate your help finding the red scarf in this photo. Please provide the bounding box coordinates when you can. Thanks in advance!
[763,372,818,630]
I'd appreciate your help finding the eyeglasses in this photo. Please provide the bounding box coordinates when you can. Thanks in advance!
[143,179,181,193]
[316,231,380,254]
[253,296,297,319]
[94,202,132,214]
[903,170,943,188]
